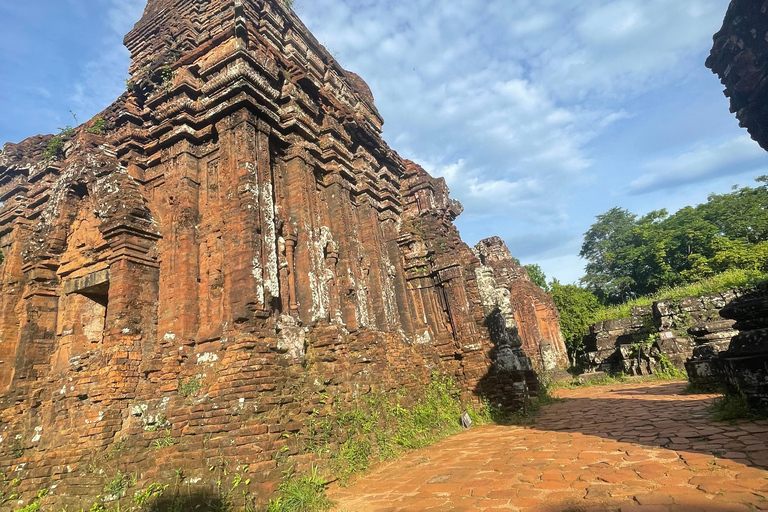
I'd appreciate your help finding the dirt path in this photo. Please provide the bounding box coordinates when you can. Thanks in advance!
[329,381,768,512]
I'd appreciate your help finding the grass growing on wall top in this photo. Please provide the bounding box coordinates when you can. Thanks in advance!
[592,269,768,323]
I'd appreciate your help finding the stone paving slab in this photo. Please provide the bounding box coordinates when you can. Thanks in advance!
[329,381,768,512]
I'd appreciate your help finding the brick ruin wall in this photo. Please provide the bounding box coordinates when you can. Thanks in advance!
[0,0,567,508]
[707,0,768,151]
[473,237,569,373]
[582,292,742,377]
[707,0,768,409]
[581,284,768,409]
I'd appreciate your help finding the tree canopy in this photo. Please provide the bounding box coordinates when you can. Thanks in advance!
[524,264,548,291]
[579,177,768,302]
[549,279,601,357]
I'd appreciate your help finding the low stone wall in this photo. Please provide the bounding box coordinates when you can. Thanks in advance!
[583,306,658,375]
[582,291,744,377]
[712,285,768,409]
[656,292,740,385]
[581,285,768,410]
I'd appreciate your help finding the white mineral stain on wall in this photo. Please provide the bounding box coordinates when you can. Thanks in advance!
[306,225,334,322]
[196,352,219,364]
[414,330,432,345]
[252,256,265,306]
[380,249,399,329]
[262,181,279,300]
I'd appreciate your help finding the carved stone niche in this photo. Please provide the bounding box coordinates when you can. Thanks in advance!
[52,201,112,373]
[55,282,109,372]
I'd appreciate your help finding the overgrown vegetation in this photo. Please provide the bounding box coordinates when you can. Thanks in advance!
[708,391,768,423]
[549,280,602,357]
[160,66,175,90]
[544,266,768,359]
[12,375,561,512]
[86,116,107,136]
[266,466,331,512]
[151,430,176,450]
[43,126,74,161]
[524,264,549,291]
[302,374,472,483]
[103,471,129,501]
[13,489,47,512]
[591,268,768,323]
[178,377,202,398]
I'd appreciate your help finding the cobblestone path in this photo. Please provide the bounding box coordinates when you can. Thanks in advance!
[329,381,768,512]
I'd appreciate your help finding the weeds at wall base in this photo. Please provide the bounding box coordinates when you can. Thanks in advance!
[14,373,550,512]
[708,392,768,423]
[550,370,689,392]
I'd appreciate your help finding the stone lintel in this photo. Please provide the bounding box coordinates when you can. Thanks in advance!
[63,269,110,296]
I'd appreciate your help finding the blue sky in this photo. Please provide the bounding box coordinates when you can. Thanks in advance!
[1,0,766,284]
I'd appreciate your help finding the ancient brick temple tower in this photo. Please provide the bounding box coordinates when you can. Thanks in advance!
[0,0,566,507]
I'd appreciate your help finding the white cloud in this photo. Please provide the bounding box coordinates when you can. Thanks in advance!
[630,135,768,194]
[295,0,727,225]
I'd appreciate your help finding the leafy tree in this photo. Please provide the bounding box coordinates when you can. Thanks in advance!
[549,280,601,358]
[580,177,768,300]
[702,177,768,244]
[524,264,548,291]
[579,207,663,302]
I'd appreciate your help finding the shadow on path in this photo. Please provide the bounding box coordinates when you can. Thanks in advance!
[539,381,768,471]
[330,380,768,512]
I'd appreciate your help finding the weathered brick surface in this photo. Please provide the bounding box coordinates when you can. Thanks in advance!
[0,0,564,508]
[473,237,569,371]
[707,0,768,151]
[705,1,768,412]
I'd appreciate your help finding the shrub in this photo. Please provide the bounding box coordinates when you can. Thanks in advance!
[709,393,752,422]
[43,126,74,161]
[86,117,107,136]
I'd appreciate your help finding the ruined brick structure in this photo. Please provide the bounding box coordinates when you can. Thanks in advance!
[707,0,768,151]
[0,0,564,508]
[582,303,694,377]
[706,0,768,408]
[473,237,569,372]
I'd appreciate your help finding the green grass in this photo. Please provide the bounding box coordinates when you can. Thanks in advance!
[708,392,768,422]
[266,466,332,512]
[304,374,470,483]
[592,269,768,322]
[550,369,688,392]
